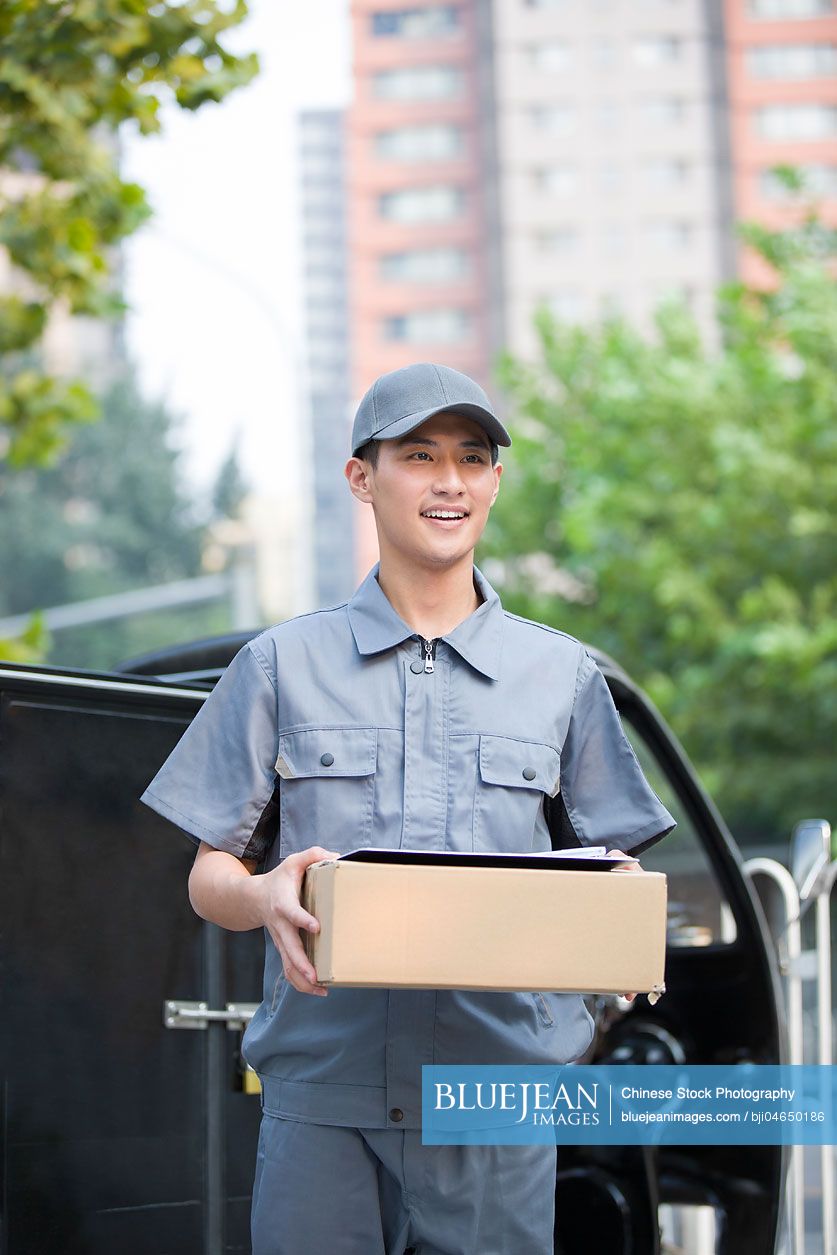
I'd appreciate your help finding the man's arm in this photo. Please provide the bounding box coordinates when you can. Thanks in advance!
[188,841,340,997]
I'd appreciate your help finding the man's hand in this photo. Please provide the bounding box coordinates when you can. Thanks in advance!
[254,846,341,997]
[606,848,641,1003]
[188,842,340,998]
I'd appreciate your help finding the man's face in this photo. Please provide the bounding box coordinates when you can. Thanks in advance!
[345,411,503,569]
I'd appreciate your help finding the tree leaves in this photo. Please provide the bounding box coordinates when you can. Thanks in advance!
[485,201,836,845]
[0,0,258,466]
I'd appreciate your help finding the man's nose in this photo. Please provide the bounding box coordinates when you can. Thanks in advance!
[431,459,467,493]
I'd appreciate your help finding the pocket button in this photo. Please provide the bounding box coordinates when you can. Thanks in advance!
[522,767,537,781]
[320,752,334,766]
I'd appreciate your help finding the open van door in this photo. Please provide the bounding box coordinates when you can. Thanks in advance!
[0,663,264,1255]
[551,654,787,1255]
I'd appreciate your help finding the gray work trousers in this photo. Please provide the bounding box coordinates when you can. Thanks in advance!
[251,1114,557,1255]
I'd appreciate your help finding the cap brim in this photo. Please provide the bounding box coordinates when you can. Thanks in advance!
[353,403,512,456]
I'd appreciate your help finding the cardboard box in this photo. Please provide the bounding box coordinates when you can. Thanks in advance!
[302,849,667,999]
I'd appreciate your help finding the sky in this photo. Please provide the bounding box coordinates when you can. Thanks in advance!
[122,1,351,497]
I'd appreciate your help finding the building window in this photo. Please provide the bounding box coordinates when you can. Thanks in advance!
[375,124,464,162]
[300,151,342,179]
[304,238,344,258]
[747,0,833,17]
[591,39,618,70]
[633,36,683,66]
[529,104,576,135]
[372,65,464,101]
[534,165,579,196]
[371,6,461,38]
[598,164,623,192]
[380,247,470,282]
[759,163,837,197]
[535,227,579,253]
[595,101,620,130]
[746,44,837,78]
[378,185,465,223]
[640,96,687,125]
[643,158,690,187]
[523,0,570,8]
[542,290,582,321]
[383,309,471,342]
[528,41,572,72]
[305,277,344,301]
[756,103,837,139]
[645,221,693,249]
[601,224,627,256]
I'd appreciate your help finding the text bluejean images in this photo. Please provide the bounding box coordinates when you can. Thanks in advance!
[421,1065,837,1146]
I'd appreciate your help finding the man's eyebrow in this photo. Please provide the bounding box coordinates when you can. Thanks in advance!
[394,435,492,452]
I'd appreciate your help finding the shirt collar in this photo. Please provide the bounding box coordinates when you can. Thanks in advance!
[347,561,503,681]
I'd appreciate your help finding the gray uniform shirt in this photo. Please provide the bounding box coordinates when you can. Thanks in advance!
[141,561,675,1129]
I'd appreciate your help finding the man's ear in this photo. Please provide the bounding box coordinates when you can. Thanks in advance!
[489,461,503,505]
[345,456,374,504]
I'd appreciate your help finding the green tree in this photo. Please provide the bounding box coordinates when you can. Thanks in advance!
[0,0,257,466]
[212,433,247,519]
[486,206,836,848]
[0,368,231,669]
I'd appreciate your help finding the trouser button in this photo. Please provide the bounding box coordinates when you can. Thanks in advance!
[389,1107,404,1122]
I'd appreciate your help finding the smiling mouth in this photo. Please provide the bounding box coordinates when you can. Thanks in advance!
[420,509,469,523]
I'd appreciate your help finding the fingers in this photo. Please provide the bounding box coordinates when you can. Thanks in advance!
[271,921,328,996]
[260,847,342,997]
[606,848,639,865]
[281,846,341,894]
[284,898,321,936]
[289,845,341,872]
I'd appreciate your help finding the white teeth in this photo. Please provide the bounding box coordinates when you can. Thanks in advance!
[423,510,465,519]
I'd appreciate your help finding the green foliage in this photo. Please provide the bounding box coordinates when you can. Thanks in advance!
[486,204,837,847]
[0,363,98,465]
[0,0,258,465]
[0,367,230,670]
[0,610,48,662]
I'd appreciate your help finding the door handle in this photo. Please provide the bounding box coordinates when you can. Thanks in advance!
[163,1000,258,1030]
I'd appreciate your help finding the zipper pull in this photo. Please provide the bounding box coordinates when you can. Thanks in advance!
[423,637,435,674]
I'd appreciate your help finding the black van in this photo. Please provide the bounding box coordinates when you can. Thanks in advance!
[0,638,786,1254]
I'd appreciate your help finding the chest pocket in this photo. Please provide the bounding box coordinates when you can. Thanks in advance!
[473,734,560,853]
[276,727,378,858]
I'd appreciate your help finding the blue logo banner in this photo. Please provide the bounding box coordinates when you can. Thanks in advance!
[421,1064,837,1145]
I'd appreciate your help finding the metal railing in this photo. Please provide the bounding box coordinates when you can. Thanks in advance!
[744,819,836,1255]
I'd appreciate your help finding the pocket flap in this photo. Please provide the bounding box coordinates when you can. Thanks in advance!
[478,734,560,796]
[275,727,378,780]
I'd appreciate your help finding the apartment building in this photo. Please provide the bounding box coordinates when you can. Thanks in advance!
[490,0,735,356]
[298,109,357,605]
[725,0,837,282]
[301,1,835,582]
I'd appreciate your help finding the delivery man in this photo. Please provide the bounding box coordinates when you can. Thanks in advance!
[141,362,676,1254]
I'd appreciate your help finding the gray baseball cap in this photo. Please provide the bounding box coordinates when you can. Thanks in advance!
[350,362,511,457]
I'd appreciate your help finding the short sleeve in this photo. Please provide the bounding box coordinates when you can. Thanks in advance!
[553,651,676,856]
[140,641,279,859]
